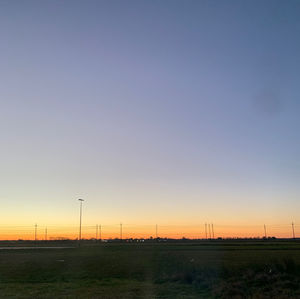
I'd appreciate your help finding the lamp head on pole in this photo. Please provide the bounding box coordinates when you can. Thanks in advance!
[78,199,84,202]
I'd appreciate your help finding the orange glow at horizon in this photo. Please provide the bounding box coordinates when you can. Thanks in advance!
[0,224,297,240]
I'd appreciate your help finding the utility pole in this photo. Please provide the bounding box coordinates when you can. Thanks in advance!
[120,223,122,240]
[96,224,98,240]
[212,223,214,239]
[99,224,102,241]
[45,227,47,241]
[208,223,211,239]
[156,224,158,239]
[264,224,267,238]
[292,222,295,239]
[34,224,37,241]
[205,223,207,239]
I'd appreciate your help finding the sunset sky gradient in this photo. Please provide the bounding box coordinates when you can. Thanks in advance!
[0,1,300,239]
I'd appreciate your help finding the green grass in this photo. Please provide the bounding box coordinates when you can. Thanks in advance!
[0,241,299,298]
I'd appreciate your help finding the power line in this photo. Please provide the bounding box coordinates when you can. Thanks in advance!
[0,222,298,240]
[292,222,295,239]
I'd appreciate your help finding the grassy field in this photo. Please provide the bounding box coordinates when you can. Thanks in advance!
[0,240,299,298]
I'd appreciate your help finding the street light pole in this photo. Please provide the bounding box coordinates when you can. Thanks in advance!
[78,199,84,242]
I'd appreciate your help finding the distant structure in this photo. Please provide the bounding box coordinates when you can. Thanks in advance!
[292,222,295,239]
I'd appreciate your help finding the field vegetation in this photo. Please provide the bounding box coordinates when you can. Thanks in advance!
[0,240,299,298]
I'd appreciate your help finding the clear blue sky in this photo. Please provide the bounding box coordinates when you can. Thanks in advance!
[0,1,299,228]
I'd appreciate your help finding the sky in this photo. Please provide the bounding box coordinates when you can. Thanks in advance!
[0,1,299,238]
